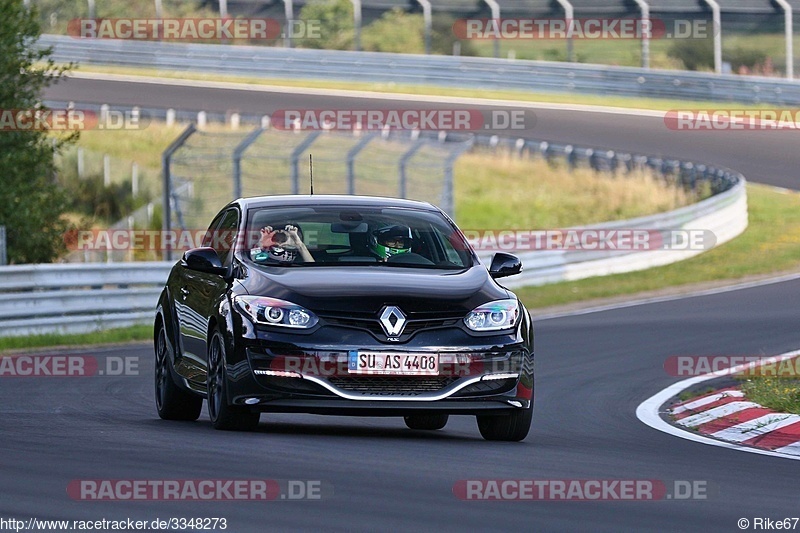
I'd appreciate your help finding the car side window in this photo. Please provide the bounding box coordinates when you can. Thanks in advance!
[203,208,240,266]
[202,213,225,248]
[439,230,465,264]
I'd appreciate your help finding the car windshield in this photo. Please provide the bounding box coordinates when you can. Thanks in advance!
[243,206,475,269]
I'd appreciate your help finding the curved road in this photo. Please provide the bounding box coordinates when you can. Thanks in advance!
[1,76,795,531]
[47,75,800,190]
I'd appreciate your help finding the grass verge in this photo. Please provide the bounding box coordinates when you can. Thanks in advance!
[516,184,800,309]
[0,325,152,354]
[455,153,699,229]
[740,356,800,414]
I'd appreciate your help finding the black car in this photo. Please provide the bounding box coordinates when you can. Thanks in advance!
[154,195,534,441]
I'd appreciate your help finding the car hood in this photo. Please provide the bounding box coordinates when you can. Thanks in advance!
[241,263,510,315]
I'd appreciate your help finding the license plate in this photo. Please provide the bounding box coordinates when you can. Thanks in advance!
[348,351,439,375]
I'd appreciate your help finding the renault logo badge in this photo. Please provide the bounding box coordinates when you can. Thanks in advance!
[379,306,407,337]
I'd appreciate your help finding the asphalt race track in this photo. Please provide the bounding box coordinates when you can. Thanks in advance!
[46,75,800,190]
[0,76,794,531]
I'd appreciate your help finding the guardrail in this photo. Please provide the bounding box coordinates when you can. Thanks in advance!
[39,34,800,105]
[485,172,747,289]
[0,262,172,337]
[0,168,746,336]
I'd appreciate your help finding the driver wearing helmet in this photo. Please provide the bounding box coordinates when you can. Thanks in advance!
[251,224,314,264]
[369,224,414,262]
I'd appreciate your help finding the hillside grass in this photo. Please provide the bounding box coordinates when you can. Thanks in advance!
[68,122,700,231]
[516,184,800,309]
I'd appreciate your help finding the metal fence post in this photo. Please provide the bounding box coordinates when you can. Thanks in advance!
[0,226,6,266]
[484,0,501,59]
[632,0,650,69]
[351,0,362,51]
[232,126,265,200]
[775,0,793,79]
[555,0,574,62]
[346,133,377,194]
[283,0,294,48]
[702,0,723,73]
[416,0,432,54]
[161,124,196,262]
[398,138,426,198]
[441,139,473,218]
[290,132,322,194]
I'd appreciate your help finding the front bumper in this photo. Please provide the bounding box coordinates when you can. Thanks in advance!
[225,339,533,413]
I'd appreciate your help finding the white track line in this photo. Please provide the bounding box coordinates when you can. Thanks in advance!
[711,414,800,443]
[774,442,800,456]
[636,349,800,461]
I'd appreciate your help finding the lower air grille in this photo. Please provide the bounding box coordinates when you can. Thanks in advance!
[326,376,459,394]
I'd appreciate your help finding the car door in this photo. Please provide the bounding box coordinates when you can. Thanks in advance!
[176,208,240,384]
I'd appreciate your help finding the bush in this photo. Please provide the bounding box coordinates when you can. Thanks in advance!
[61,174,145,222]
[361,10,478,55]
[725,46,769,72]
[361,9,424,53]
[667,39,714,71]
[431,13,477,56]
[297,0,354,50]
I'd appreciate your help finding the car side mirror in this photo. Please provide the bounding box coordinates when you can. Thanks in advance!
[182,247,228,276]
[488,252,522,279]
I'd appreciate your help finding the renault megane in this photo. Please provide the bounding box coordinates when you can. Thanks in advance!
[154,195,534,441]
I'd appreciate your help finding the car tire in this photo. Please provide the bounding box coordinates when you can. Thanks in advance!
[476,406,533,442]
[404,414,449,431]
[155,324,203,421]
[207,331,260,431]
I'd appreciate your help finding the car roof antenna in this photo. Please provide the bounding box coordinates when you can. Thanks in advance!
[309,153,314,195]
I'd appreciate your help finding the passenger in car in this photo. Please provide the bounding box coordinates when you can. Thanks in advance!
[251,224,315,264]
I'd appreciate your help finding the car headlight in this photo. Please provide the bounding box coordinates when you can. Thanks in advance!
[464,299,519,331]
[234,296,318,329]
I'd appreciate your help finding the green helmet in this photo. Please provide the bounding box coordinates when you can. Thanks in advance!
[370,225,413,259]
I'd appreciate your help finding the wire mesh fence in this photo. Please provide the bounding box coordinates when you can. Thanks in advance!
[61,108,739,263]
[166,126,472,240]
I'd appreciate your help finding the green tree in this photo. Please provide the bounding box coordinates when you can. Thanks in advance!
[362,9,424,53]
[297,0,354,50]
[431,13,477,57]
[361,10,477,55]
[667,38,714,71]
[0,1,74,264]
